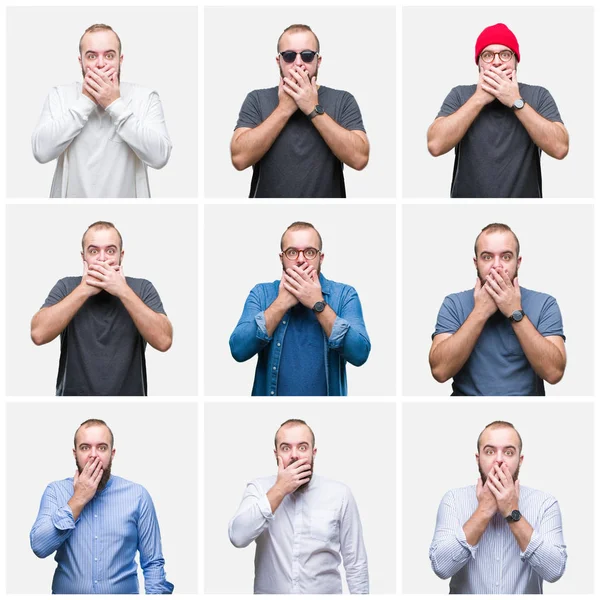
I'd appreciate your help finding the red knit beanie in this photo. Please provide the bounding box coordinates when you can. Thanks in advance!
[475,23,520,64]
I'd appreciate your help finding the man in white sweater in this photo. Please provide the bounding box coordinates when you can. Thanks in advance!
[32,24,172,198]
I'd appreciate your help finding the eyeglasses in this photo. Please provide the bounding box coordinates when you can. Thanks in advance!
[282,247,321,260]
[480,49,515,63]
[279,50,319,63]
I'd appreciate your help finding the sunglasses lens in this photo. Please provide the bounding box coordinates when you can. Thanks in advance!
[301,51,316,63]
[281,51,296,63]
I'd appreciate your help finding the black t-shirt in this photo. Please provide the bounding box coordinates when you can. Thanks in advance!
[42,276,166,396]
[437,83,563,198]
[235,85,366,198]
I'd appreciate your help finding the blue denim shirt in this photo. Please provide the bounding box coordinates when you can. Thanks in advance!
[229,274,370,396]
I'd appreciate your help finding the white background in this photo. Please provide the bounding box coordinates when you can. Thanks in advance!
[402,402,594,594]
[6,6,198,198]
[204,203,396,396]
[402,6,594,198]
[204,6,396,198]
[5,401,198,593]
[5,204,198,396]
[204,401,396,594]
[402,203,594,396]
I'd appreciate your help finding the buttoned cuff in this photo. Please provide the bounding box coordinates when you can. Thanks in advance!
[105,97,128,121]
[455,525,478,560]
[52,504,77,530]
[328,316,349,348]
[75,95,96,119]
[521,528,543,562]
[255,311,272,342]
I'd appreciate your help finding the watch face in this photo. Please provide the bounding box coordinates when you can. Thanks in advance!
[313,301,326,313]
[513,98,524,109]
[512,310,524,322]
[315,105,325,115]
[511,510,521,521]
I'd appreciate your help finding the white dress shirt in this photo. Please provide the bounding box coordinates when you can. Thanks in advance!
[429,484,567,593]
[229,474,369,594]
[32,82,172,197]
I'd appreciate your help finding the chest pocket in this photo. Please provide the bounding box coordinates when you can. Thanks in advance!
[310,509,339,543]
[504,330,525,356]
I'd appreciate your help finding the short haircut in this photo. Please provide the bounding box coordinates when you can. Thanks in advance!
[81,221,123,252]
[277,24,320,53]
[274,419,316,448]
[280,221,323,251]
[474,223,520,257]
[477,420,523,454]
[74,418,115,449]
[79,23,122,56]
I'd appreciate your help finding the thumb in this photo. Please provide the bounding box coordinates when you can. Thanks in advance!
[277,456,283,472]
[512,68,518,83]
[73,470,79,484]
[475,277,481,292]
[515,479,520,497]
[513,276,520,291]
[476,477,482,493]
[311,76,317,88]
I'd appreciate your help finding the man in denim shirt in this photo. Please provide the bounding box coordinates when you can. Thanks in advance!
[230,221,370,395]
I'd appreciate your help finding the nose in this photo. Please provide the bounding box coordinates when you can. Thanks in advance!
[493,255,502,267]
[294,53,304,66]
[97,55,105,68]
[492,53,502,66]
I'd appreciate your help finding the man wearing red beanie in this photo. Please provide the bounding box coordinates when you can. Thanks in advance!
[427,23,569,198]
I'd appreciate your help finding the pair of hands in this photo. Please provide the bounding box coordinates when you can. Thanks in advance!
[275,456,312,496]
[80,260,129,299]
[82,65,121,109]
[278,262,324,311]
[72,456,104,506]
[476,463,520,519]
[474,267,522,320]
[278,66,319,117]
[475,63,520,108]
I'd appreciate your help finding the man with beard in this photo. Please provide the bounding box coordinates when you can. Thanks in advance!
[31,220,172,395]
[32,23,172,197]
[229,221,370,395]
[429,223,566,395]
[30,419,174,594]
[228,419,369,593]
[427,23,568,198]
[429,421,567,593]
[230,23,369,197]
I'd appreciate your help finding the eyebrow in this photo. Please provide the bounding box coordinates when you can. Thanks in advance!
[479,249,514,256]
[85,49,117,55]
[87,244,118,250]
[483,444,517,451]
[278,441,311,447]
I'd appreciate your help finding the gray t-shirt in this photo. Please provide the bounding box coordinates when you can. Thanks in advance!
[432,286,565,396]
[436,83,563,198]
[42,276,166,396]
[235,85,366,198]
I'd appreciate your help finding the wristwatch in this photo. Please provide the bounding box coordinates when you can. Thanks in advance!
[312,300,326,313]
[512,98,525,110]
[308,104,325,120]
[506,509,522,523]
[509,309,525,323]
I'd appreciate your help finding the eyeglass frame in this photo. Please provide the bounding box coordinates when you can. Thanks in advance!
[280,246,322,260]
[479,49,515,64]
[278,50,320,64]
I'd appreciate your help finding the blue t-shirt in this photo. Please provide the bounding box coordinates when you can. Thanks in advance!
[277,304,327,396]
[432,286,565,396]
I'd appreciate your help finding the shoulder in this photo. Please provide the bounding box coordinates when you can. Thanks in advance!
[520,286,558,306]
[320,275,357,295]
[519,484,558,506]
[125,276,156,291]
[447,84,476,98]
[48,82,81,97]
[247,87,278,99]
[250,280,280,294]
[120,82,160,99]
[111,474,148,495]
[54,276,82,292]
[442,289,474,306]
[250,475,277,493]
[441,484,476,503]
[318,475,352,494]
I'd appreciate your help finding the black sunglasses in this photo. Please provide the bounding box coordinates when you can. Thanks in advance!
[279,50,319,63]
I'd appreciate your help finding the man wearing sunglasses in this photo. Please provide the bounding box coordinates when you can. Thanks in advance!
[231,24,369,197]
[427,23,568,198]
[32,24,172,198]
[229,221,370,395]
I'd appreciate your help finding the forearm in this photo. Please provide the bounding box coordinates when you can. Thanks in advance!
[508,516,533,552]
[231,107,292,170]
[315,304,336,338]
[32,94,95,164]
[427,95,486,156]
[311,115,369,170]
[229,494,274,548]
[512,319,565,384]
[105,96,172,169]
[119,288,172,352]
[264,296,291,337]
[30,507,76,558]
[515,106,568,159]
[463,508,493,546]
[266,484,286,513]
[31,286,89,345]
[429,311,488,382]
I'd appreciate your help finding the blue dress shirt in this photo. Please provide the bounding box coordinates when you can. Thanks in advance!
[429,484,567,593]
[229,273,371,396]
[30,475,174,594]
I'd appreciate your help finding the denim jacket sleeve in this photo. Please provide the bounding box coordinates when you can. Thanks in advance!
[229,284,273,362]
[328,285,371,366]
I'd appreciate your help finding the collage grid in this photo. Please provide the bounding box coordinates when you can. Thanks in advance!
[0,0,598,598]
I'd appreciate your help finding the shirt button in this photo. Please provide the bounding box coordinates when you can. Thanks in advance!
[94,514,98,518]
[95,536,98,539]
[270,391,274,395]
[277,342,281,347]
[94,557,98,561]
[272,366,276,371]
[495,582,499,586]
[94,580,98,584]
[282,320,286,324]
